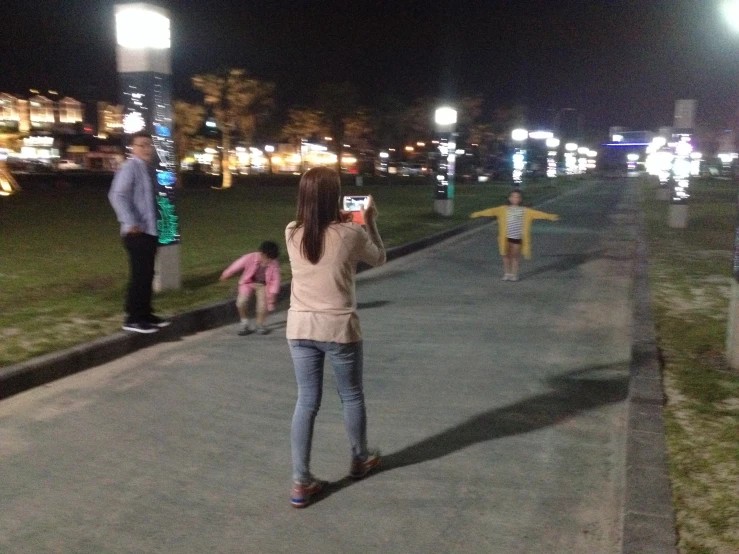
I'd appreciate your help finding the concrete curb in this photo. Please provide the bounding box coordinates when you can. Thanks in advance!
[621,199,678,553]
[0,218,491,401]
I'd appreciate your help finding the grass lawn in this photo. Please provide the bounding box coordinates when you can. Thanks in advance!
[641,177,739,554]
[0,177,575,366]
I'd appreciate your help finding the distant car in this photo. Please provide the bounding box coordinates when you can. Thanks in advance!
[57,160,82,171]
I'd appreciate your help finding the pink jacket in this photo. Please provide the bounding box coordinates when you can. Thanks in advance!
[221,252,281,310]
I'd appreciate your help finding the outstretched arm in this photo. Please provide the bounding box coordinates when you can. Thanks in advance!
[528,208,559,221]
[220,255,248,281]
[470,206,505,219]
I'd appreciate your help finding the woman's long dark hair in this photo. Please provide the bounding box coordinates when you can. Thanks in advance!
[290,167,342,264]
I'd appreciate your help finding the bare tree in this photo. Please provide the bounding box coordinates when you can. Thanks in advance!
[192,69,275,189]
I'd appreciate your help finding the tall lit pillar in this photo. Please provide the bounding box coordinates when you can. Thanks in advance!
[115,3,181,291]
[434,107,457,216]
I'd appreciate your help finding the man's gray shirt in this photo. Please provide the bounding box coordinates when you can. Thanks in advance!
[108,157,159,237]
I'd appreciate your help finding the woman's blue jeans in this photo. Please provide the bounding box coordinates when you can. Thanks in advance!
[288,340,368,482]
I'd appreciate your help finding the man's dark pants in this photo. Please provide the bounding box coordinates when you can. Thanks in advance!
[123,233,158,323]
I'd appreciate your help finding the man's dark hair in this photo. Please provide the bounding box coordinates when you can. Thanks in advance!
[259,240,280,260]
[129,130,152,144]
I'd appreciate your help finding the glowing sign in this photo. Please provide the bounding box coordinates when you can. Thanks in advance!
[157,196,179,244]
[116,8,171,49]
[157,170,176,187]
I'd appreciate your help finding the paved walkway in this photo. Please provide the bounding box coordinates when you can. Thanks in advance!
[0,180,636,554]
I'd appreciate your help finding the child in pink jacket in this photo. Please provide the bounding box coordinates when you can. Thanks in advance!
[220,241,281,336]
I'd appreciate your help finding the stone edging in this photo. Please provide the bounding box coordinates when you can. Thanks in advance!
[621,200,678,554]
[0,217,492,401]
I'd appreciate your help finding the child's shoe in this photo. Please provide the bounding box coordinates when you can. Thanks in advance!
[256,325,270,335]
[237,322,252,336]
[502,274,511,281]
[510,274,519,282]
[349,451,381,480]
[290,476,326,508]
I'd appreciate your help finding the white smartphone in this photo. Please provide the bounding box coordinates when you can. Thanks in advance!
[342,196,370,212]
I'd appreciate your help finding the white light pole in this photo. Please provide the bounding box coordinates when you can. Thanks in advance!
[722,0,739,368]
[434,107,457,216]
[115,3,181,291]
[511,129,528,185]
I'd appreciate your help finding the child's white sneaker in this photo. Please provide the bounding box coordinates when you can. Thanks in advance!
[502,274,511,281]
[510,274,519,282]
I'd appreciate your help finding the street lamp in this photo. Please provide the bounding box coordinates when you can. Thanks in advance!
[434,106,457,216]
[723,0,739,32]
[115,2,181,291]
[511,128,528,142]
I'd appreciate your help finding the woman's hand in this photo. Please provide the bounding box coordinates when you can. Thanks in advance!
[361,196,378,225]
[339,210,354,223]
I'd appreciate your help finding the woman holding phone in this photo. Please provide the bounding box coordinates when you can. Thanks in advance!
[285,167,386,508]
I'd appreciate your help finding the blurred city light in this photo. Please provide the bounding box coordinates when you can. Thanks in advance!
[545,138,561,148]
[722,1,739,32]
[511,128,528,141]
[627,154,640,162]
[435,107,457,126]
[577,147,589,155]
[565,143,578,152]
[528,131,554,140]
[379,152,389,159]
[612,134,624,142]
[264,145,275,153]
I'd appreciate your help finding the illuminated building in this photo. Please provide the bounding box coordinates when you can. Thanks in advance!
[58,97,83,124]
[0,93,21,131]
[97,102,125,136]
[28,95,55,128]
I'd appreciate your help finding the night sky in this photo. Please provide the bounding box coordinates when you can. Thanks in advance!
[4,0,739,135]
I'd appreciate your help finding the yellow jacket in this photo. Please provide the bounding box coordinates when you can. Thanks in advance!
[470,205,559,259]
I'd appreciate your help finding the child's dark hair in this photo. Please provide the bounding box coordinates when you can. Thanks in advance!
[259,240,280,260]
[507,189,524,206]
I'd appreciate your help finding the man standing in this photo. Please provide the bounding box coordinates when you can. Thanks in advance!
[109,131,170,333]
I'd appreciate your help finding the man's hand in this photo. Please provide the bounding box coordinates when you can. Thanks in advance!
[127,226,143,236]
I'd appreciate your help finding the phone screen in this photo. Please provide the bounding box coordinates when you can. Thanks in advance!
[342,196,370,224]
[343,196,370,212]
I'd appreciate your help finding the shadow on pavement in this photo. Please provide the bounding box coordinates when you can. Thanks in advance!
[382,364,628,471]
[523,250,604,279]
[357,300,392,310]
[309,364,628,506]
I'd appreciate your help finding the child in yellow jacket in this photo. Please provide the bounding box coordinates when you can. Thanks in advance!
[470,189,559,281]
